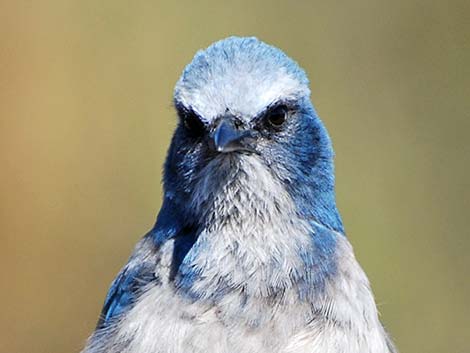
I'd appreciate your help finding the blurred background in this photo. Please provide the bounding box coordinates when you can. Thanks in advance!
[1,1,469,352]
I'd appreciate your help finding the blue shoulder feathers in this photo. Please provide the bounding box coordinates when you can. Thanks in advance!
[96,198,194,328]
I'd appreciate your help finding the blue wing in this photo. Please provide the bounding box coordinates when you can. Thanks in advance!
[96,235,158,329]
[96,199,191,329]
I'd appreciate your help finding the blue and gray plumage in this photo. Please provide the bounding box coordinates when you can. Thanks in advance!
[82,37,396,353]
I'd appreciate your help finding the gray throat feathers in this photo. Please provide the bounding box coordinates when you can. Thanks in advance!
[185,154,315,298]
[184,154,383,329]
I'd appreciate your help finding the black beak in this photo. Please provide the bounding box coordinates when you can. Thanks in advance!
[211,117,254,153]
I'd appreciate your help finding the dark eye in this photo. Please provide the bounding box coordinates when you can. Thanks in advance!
[181,109,205,135]
[265,105,288,128]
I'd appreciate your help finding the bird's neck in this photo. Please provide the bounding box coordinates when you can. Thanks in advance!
[153,154,383,338]
[171,154,338,303]
[287,157,344,233]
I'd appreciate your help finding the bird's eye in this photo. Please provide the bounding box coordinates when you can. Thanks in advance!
[265,105,288,128]
[181,110,205,135]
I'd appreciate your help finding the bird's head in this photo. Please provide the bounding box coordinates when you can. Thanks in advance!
[163,37,343,233]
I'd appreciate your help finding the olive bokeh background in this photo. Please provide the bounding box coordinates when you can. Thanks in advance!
[1,1,469,352]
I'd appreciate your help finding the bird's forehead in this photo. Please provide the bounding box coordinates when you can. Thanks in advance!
[174,37,310,122]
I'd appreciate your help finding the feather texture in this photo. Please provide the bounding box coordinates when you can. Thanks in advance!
[82,36,396,353]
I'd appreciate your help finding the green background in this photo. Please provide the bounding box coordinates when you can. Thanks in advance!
[1,1,469,352]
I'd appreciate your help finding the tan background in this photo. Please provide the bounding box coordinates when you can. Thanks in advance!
[1,1,469,352]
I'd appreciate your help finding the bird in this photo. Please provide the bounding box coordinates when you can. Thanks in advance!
[81,36,396,353]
